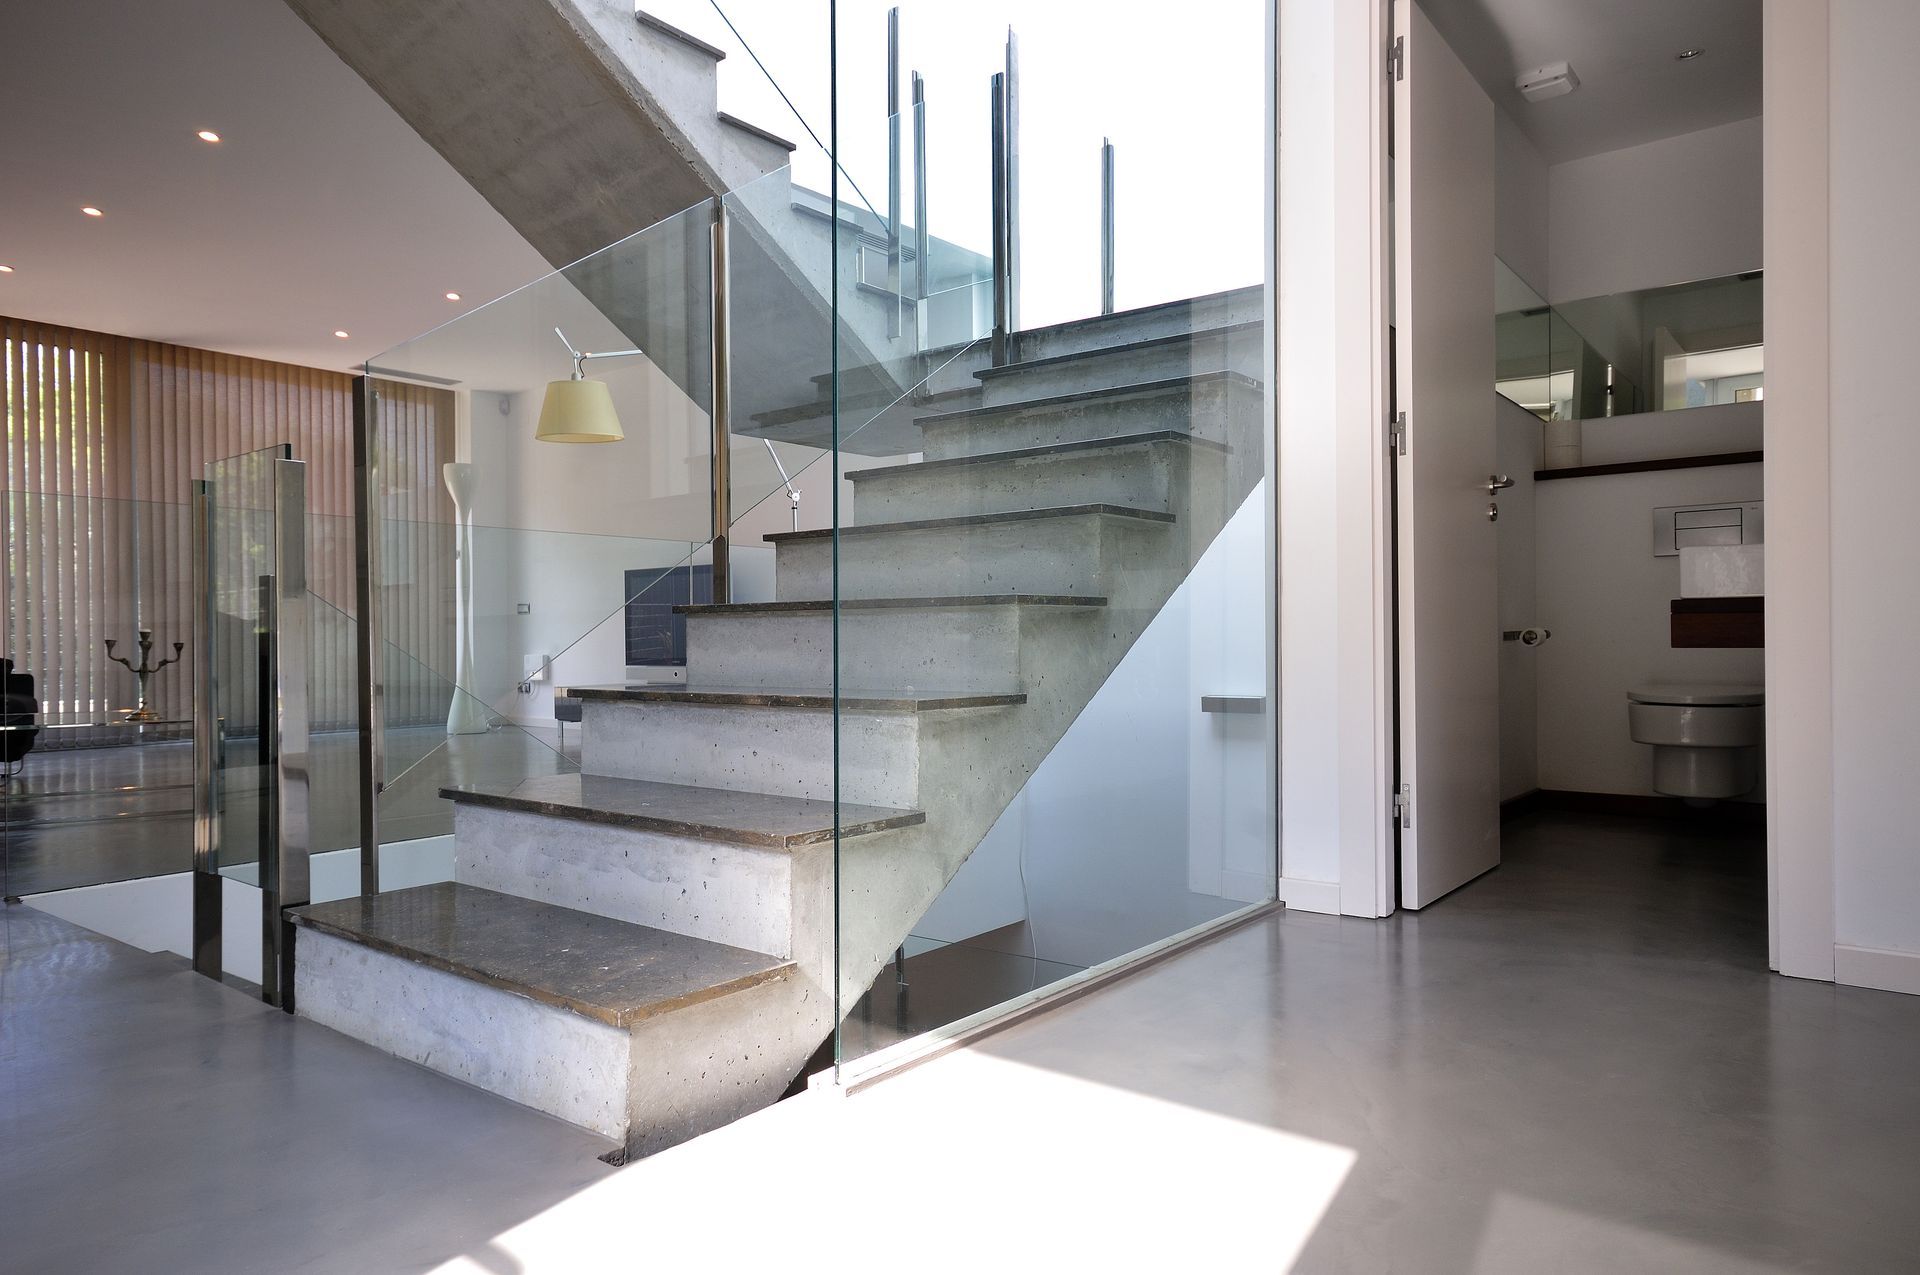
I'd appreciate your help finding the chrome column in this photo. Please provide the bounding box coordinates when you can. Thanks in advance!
[266,457,311,1008]
[990,70,1011,366]
[885,7,903,338]
[912,70,928,317]
[351,376,381,897]
[189,477,221,980]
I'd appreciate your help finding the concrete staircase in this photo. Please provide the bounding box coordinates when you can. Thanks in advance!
[291,287,1266,1158]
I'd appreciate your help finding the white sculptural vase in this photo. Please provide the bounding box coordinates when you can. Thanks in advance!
[443,462,490,735]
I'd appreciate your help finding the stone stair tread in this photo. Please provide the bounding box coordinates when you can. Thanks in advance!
[972,319,1265,380]
[675,592,1109,616]
[842,430,1227,481]
[289,882,790,1029]
[763,503,1176,543]
[439,773,923,848]
[567,683,1026,711]
[913,370,1264,428]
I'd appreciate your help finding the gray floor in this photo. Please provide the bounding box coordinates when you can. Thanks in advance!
[966,810,1920,1271]
[0,903,613,1274]
[5,810,1918,1272]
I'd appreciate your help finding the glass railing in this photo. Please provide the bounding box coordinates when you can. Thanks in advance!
[1496,258,1764,424]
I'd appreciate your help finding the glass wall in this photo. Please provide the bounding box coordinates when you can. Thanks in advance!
[825,0,1276,1070]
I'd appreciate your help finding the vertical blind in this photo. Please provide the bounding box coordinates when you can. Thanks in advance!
[3,315,455,742]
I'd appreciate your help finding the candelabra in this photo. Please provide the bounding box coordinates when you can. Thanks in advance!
[105,629,185,722]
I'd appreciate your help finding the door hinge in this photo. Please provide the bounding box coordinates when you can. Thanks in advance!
[1388,35,1405,82]
[1392,783,1411,829]
[1388,412,1407,456]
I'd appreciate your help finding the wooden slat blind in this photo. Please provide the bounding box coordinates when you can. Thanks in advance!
[4,315,456,743]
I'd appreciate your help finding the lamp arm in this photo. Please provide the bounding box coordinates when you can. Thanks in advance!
[552,326,644,378]
[761,437,799,500]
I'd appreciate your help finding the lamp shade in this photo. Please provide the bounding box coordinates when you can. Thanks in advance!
[536,377,624,443]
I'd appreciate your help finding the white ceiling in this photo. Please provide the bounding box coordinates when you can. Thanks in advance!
[1419,0,1762,164]
[0,0,552,373]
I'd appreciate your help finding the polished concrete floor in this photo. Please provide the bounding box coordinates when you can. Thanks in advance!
[0,903,613,1274]
[446,811,1920,1273]
[7,811,1920,1272]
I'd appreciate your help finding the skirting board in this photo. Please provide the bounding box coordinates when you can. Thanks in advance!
[1275,876,1342,915]
[1834,944,1920,997]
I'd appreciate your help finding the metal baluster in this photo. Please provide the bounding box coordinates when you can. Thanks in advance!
[886,7,902,339]
[1101,138,1117,315]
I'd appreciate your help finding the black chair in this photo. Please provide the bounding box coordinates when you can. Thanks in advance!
[2,657,40,777]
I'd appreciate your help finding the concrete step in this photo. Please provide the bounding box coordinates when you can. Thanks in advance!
[678,594,1109,691]
[571,684,1025,807]
[974,321,1265,406]
[1006,286,1264,365]
[440,773,917,961]
[914,372,1264,461]
[291,881,813,1158]
[765,504,1176,600]
[844,431,1228,523]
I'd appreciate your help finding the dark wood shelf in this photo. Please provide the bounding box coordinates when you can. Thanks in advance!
[1671,595,1764,648]
[1536,451,1764,482]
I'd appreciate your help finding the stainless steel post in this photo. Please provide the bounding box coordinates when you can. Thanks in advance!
[912,70,928,315]
[1101,138,1117,315]
[990,71,1010,366]
[267,457,311,1009]
[189,477,221,980]
[351,377,380,897]
[709,201,733,603]
[886,7,903,339]
[1004,27,1021,331]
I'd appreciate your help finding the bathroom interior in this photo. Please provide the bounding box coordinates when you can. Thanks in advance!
[1479,1,1766,887]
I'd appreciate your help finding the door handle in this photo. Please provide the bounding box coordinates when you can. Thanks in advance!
[1502,627,1551,646]
[1487,474,1516,495]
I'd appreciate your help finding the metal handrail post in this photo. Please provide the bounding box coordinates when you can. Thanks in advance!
[990,71,1010,366]
[709,200,733,603]
[886,7,903,339]
[1004,27,1021,331]
[1101,138,1117,315]
[912,70,928,316]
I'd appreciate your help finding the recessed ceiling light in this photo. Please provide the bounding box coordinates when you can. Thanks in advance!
[1675,48,1705,60]
[81,206,103,217]
[196,129,222,143]
[333,330,351,339]
[444,291,462,302]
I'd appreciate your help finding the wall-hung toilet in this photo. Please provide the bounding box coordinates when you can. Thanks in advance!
[1626,683,1765,802]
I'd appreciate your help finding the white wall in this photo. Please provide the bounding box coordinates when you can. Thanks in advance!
[1274,0,1392,916]
[1548,116,1764,302]
[1494,109,1550,296]
[1535,455,1765,797]
[1495,396,1540,802]
[1826,0,1920,991]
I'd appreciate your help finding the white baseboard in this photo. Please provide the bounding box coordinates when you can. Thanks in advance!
[1275,876,1342,916]
[1834,943,1920,997]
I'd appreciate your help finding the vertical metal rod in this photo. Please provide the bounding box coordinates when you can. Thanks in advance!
[885,7,902,339]
[912,71,928,310]
[1101,138,1117,315]
[709,201,733,604]
[269,457,311,1010]
[189,478,221,981]
[990,71,1010,366]
[351,377,380,897]
[1004,26,1021,332]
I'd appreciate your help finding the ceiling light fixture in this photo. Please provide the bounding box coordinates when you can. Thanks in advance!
[196,129,222,143]
[1675,48,1705,60]
[537,326,640,443]
[81,206,103,217]
[445,291,462,302]
[0,265,13,274]
[333,330,351,339]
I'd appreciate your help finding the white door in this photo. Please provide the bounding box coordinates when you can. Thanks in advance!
[1393,1,1499,909]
